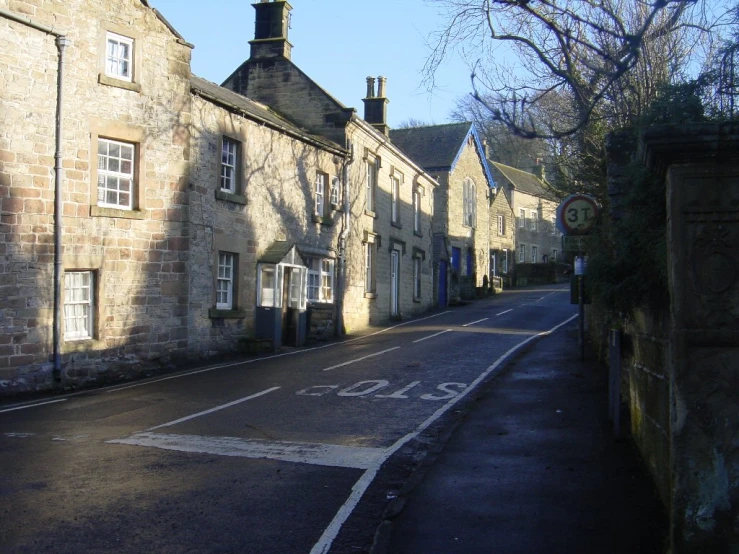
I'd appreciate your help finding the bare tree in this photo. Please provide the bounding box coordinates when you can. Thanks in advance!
[424,0,716,139]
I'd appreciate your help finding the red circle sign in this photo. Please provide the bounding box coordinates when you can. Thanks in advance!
[558,194,598,235]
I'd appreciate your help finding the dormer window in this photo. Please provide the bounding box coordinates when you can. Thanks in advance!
[106,32,133,82]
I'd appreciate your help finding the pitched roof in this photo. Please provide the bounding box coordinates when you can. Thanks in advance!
[190,76,345,155]
[490,161,559,201]
[389,122,495,188]
[390,123,471,170]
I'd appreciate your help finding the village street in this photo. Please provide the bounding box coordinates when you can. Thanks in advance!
[0,284,576,554]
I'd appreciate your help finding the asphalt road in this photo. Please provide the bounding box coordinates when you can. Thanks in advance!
[0,284,576,554]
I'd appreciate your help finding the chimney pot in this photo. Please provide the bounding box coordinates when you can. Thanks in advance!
[366,77,376,98]
[377,76,386,98]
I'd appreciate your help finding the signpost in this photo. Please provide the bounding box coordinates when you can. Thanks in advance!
[557,194,599,360]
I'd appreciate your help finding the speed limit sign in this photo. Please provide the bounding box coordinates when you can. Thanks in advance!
[556,194,599,235]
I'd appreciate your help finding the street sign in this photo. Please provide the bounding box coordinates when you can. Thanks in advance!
[557,194,599,235]
[562,235,597,253]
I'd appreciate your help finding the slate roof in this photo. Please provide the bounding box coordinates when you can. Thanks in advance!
[389,123,474,171]
[390,122,495,188]
[190,76,345,154]
[490,161,559,201]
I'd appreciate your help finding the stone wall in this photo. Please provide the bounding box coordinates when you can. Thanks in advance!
[0,0,192,393]
[605,123,739,553]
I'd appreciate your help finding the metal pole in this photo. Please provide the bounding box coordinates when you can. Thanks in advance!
[579,275,585,360]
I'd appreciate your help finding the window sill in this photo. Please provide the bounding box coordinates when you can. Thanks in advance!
[414,230,423,238]
[413,298,422,303]
[364,292,377,299]
[364,209,377,219]
[391,221,403,229]
[312,214,334,226]
[330,203,342,212]
[215,190,247,205]
[91,206,146,219]
[63,337,104,352]
[209,308,247,319]
[98,73,142,93]
[308,301,334,309]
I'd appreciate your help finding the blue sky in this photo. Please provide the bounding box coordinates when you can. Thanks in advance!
[151,0,472,128]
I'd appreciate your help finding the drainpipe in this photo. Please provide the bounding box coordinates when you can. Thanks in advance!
[0,9,68,381]
[335,141,354,337]
[53,35,70,381]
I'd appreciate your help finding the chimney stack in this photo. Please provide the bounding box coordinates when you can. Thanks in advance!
[249,1,293,60]
[362,75,390,136]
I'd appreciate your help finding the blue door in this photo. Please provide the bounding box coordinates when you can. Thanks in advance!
[466,249,473,276]
[438,261,447,307]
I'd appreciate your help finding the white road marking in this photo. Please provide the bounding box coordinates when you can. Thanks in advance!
[147,387,280,431]
[412,329,452,343]
[309,313,579,554]
[375,381,422,399]
[462,318,488,327]
[0,399,67,413]
[108,432,385,470]
[496,309,513,316]
[322,347,400,371]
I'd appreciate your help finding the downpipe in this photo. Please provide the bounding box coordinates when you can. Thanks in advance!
[53,35,70,382]
[335,141,354,337]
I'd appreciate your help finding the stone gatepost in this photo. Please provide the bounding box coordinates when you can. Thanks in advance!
[643,123,739,553]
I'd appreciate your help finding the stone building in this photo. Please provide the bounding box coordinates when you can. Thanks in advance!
[488,187,516,290]
[490,161,562,267]
[220,0,438,333]
[0,0,439,394]
[187,76,350,353]
[0,0,193,392]
[390,123,495,305]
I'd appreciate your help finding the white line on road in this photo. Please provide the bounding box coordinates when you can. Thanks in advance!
[495,309,513,316]
[147,387,280,431]
[322,347,400,371]
[105,312,454,393]
[309,313,579,554]
[412,329,452,343]
[462,318,488,327]
[108,432,385,470]
[0,398,67,414]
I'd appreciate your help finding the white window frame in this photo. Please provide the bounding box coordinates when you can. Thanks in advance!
[413,189,421,233]
[364,242,376,294]
[463,178,476,227]
[390,174,400,224]
[221,137,239,193]
[518,244,526,263]
[320,259,334,303]
[366,159,377,212]
[315,172,327,216]
[97,138,135,210]
[497,214,504,235]
[531,211,538,231]
[519,208,526,228]
[330,177,340,206]
[531,246,539,263]
[105,32,133,82]
[307,259,320,302]
[64,271,94,341]
[216,252,235,310]
[413,256,422,300]
[552,249,558,262]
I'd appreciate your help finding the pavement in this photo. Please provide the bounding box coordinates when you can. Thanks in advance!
[373,322,668,554]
